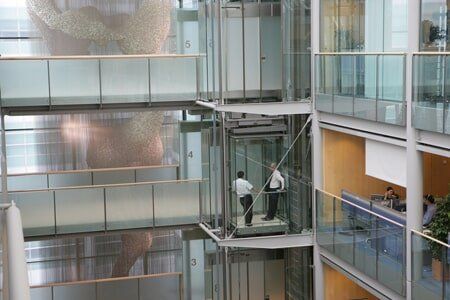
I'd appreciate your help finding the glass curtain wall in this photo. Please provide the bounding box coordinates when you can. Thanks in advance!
[23,228,216,300]
[3,110,215,237]
[318,0,407,126]
[204,247,313,300]
[221,0,282,103]
[413,54,450,134]
[315,53,406,125]
[0,0,207,56]
[283,0,311,101]
[421,0,450,51]
[320,0,408,52]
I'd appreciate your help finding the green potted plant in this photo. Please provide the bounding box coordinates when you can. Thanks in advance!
[427,194,450,281]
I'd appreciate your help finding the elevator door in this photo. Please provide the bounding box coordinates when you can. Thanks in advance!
[228,135,290,235]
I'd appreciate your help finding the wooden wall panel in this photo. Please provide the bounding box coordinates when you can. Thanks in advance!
[423,152,450,198]
[322,129,406,199]
[324,264,378,300]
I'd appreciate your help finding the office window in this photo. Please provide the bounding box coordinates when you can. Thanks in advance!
[421,0,450,51]
[320,0,407,52]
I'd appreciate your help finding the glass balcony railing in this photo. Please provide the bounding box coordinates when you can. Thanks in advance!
[411,230,450,300]
[10,177,204,236]
[316,189,406,296]
[413,54,450,134]
[30,273,183,300]
[315,53,406,125]
[0,55,203,107]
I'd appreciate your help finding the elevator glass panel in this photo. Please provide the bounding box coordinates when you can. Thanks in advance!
[228,135,289,236]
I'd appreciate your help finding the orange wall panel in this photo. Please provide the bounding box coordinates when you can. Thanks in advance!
[324,264,378,300]
[322,129,406,199]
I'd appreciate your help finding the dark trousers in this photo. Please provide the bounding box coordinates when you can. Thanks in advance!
[239,194,253,225]
[266,188,280,219]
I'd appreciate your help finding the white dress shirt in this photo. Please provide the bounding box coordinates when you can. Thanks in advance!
[423,203,437,226]
[232,178,253,197]
[269,170,285,190]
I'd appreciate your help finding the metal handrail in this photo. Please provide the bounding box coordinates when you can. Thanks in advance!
[0,54,205,61]
[9,178,205,194]
[412,52,450,55]
[316,188,406,228]
[411,229,450,248]
[30,272,182,289]
[316,52,406,56]
[6,164,179,177]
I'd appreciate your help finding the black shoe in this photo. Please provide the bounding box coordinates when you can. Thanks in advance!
[245,223,253,227]
[261,217,269,221]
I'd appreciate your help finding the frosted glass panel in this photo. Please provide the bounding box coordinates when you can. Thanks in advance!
[261,15,282,93]
[53,284,96,300]
[101,59,149,103]
[105,185,153,230]
[140,275,181,300]
[49,173,92,188]
[93,170,135,185]
[0,60,49,106]
[179,132,202,179]
[11,191,54,236]
[97,279,139,300]
[55,188,105,234]
[136,166,178,182]
[8,175,47,191]
[30,287,52,300]
[154,182,200,226]
[150,58,197,102]
[49,60,100,105]
[379,56,404,102]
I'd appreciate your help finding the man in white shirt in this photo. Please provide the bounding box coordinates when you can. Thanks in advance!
[262,163,285,221]
[231,171,255,226]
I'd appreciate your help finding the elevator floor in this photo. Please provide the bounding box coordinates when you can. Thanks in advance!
[232,214,289,236]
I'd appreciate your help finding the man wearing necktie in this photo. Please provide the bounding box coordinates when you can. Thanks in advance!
[262,163,285,221]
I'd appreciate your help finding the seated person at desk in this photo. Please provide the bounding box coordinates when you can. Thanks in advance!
[382,186,399,207]
[423,194,437,227]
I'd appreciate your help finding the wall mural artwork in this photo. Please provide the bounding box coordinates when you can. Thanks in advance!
[24,0,175,278]
[26,0,172,55]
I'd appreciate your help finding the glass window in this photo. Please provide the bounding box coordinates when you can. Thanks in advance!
[320,0,407,52]
[421,0,450,51]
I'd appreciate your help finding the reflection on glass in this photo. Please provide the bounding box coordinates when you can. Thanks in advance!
[315,55,336,112]
[421,0,450,51]
[315,189,406,296]
[315,54,405,125]
[5,111,180,174]
[354,55,377,120]
[321,0,407,52]
[283,0,311,101]
[413,55,446,133]
[411,231,450,300]
[25,229,183,286]
[111,232,153,278]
